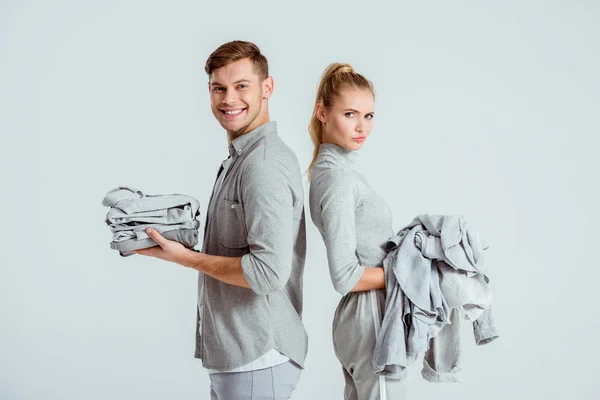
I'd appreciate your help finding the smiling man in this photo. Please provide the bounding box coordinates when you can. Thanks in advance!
[135,41,308,399]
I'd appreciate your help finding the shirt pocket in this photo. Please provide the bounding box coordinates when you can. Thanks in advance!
[218,199,248,249]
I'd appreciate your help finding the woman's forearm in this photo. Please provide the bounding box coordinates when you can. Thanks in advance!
[350,267,385,292]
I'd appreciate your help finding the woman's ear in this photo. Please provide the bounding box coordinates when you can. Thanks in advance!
[316,103,327,123]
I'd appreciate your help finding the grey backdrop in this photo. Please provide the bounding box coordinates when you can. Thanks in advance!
[1,0,598,399]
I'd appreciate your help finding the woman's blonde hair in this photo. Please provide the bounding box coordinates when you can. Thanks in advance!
[307,63,374,180]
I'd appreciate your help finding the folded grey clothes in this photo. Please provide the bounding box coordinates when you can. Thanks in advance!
[373,214,498,382]
[111,228,199,257]
[102,186,201,257]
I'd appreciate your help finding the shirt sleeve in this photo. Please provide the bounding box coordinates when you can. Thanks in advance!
[312,169,364,295]
[239,159,296,295]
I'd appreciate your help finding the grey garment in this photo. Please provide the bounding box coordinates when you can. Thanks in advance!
[374,215,498,381]
[437,261,491,321]
[473,308,499,345]
[109,227,199,257]
[209,360,302,400]
[106,204,196,225]
[102,186,200,218]
[309,143,394,295]
[102,187,201,253]
[309,143,402,398]
[375,225,451,376]
[410,215,497,342]
[196,121,308,371]
[372,228,450,379]
[110,220,199,240]
[422,307,463,383]
[334,289,407,400]
[421,307,498,383]
[409,214,488,276]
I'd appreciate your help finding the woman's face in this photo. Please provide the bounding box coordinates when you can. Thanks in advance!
[318,88,375,151]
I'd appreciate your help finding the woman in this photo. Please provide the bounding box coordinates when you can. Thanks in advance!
[308,63,407,399]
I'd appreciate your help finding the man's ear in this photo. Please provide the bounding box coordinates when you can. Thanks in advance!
[262,76,274,99]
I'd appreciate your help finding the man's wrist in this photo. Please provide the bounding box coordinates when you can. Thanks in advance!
[180,249,205,271]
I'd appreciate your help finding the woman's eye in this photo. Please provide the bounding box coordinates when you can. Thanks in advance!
[365,114,374,120]
[345,112,354,118]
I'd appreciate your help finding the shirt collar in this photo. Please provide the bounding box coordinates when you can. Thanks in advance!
[229,121,278,157]
[318,143,359,166]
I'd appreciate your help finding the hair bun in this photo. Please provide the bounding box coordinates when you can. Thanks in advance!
[336,64,354,74]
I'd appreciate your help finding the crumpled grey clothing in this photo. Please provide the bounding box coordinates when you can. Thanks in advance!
[437,261,491,321]
[373,214,498,381]
[110,227,199,257]
[372,225,450,379]
[409,214,488,276]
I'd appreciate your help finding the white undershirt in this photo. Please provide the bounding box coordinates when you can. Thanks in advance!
[207,349,289,374]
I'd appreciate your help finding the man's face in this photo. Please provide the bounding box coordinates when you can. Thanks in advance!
[208,58,273,140]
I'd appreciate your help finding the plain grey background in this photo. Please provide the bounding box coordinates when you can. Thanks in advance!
[1,0,598,399]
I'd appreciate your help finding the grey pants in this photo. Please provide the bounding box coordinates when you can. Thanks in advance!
[334,289,407,400]
[209,360,302,400]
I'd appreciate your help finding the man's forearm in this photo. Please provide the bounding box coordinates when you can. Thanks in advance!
[181,250,250,289]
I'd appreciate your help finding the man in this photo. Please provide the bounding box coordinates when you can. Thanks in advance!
[135,41,308,399]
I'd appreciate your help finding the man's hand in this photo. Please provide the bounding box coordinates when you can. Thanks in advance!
[134,228,189,264]
[134,228,250,289]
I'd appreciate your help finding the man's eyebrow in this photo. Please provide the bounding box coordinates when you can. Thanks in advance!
[210,79,251,86]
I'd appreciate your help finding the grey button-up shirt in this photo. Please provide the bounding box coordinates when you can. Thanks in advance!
[195,121,308,371]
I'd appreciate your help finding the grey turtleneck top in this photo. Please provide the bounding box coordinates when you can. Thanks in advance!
[309,143,394,295]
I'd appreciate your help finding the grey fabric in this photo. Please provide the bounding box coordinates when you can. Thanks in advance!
[374,214,498,381]
[421,308,463,383]
[102,187,201,257]
[110,227,199,257]
[372,228,450,379]
[110,220,199,239]
[309,143,393,295]
[410,214,488,276]
[106,204,196,225]
[309,143,404,398]
[437,261,491,321]
[333,290,407,400]
[196,121,307,372]
[102,186,200,217]
[209,360,302,400]
[473,308,499,345]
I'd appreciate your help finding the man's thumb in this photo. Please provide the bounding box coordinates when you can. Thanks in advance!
[146,228,166,247]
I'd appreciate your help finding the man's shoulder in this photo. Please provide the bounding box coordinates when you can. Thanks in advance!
[244,133,300,172]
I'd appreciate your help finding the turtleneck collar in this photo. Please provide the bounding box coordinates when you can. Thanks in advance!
[317,143,359,167]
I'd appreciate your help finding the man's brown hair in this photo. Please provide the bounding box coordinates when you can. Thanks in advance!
[205,40,269,80]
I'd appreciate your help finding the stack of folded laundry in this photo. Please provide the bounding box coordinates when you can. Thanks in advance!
[102,186,201,257]
[373,214,498,382]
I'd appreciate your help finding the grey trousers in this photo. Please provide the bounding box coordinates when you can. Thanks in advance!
[209,360,302,400]
[334,290,407,400]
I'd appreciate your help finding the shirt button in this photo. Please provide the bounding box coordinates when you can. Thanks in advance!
[231,204,235,208]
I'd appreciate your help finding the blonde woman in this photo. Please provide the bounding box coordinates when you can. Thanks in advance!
[308,64,407,399]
